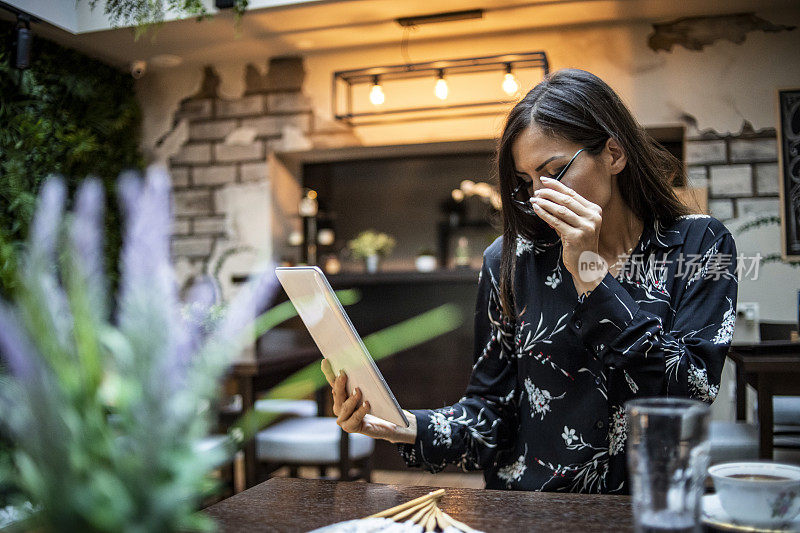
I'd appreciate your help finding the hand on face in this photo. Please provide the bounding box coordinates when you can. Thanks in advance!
[531,177,606,289]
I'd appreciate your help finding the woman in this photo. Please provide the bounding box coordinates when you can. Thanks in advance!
[322,68,738,493]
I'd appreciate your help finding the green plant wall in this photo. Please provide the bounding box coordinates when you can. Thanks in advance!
[0,20,143,296]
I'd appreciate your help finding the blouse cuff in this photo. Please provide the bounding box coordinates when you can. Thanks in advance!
[570,272,640,361]
[396,409,427,467]
[396,409,445,473]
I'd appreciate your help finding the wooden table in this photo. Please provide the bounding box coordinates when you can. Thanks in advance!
[224,346,322,488]
[205,477,633,532]
[728,341,800,459]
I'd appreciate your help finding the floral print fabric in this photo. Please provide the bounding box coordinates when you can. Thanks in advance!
[398,215,738,493]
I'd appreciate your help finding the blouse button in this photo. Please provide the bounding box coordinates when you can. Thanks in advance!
[595,420,605,430]
[574,319,582,329]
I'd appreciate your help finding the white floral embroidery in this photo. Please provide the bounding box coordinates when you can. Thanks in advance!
[477,270,515,362]
[516,236,534,257]
[685,240,719,289]
[429,412,453,447]
[562,428,603,452]
[649,217,683,248]
[516,311,569,351]
[663,336,684,381]
[619,252,671,302]
[515,234,556,256]
[562,426,577,445]
[524,378,564,420]
[534,451,621,493]
[688,364,719,402]
[608,406,627,456]
[712,297,735,345]
[497,445,528,488]
[681,214,710,219]
[544,258,563,289]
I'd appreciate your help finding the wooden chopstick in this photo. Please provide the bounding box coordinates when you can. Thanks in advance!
[442,513,480,533]
[423,507,438,531]
[392,498,436,522]
[367,489,445,519]
[434,507,452,530]
[409,500,436,525]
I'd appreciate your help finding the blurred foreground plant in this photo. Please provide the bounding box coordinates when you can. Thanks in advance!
[0,167,278,532]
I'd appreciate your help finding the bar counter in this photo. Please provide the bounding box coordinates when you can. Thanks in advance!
[326,268,480,285]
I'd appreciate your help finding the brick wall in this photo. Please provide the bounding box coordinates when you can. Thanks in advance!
[167,57,359,290]
[685,125,780,222]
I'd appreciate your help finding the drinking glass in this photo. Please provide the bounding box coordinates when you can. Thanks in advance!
[626,397,710,533]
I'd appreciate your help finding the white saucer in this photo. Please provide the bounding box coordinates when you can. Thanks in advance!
[702,494,800,532]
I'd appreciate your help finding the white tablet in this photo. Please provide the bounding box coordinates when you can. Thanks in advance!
[275,266,409,428]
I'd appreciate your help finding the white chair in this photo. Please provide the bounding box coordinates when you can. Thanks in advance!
[773,396,800,449]
[708,421,759,465]
[255,416,374,481]
[254,398,318,418]
[774,396,800,428]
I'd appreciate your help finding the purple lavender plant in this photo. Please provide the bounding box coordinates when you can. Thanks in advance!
[0,166,278,531]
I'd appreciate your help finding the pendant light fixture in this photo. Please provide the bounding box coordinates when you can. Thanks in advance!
[333,51,549,125]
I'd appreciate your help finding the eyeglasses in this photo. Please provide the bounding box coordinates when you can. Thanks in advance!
[511,148,585,216]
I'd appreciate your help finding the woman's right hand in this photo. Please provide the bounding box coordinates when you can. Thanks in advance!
[321,359,417,445]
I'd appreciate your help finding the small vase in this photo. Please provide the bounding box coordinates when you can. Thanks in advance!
[365,254,379,273]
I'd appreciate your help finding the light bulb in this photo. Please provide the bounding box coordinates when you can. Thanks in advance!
[434,78,448,100]
[502,72,519,96]
[434,70,448,100]
[317,228,335,246]
[369,82,385,106]
[288,230,303,246]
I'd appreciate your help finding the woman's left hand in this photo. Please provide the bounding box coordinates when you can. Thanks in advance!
[531,176,607,296]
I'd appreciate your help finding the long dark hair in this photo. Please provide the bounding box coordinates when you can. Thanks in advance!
[496,68,689,318]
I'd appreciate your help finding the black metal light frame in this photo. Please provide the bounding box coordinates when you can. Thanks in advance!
[332,51,549,126]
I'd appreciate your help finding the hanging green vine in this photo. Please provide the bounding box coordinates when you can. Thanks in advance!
[0,20,143,297]
[85,0,249,37]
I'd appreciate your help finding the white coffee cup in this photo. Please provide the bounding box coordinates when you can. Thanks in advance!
[708,461,800,527]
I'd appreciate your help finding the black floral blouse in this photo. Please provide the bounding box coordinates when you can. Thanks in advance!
[398,214,738,493]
